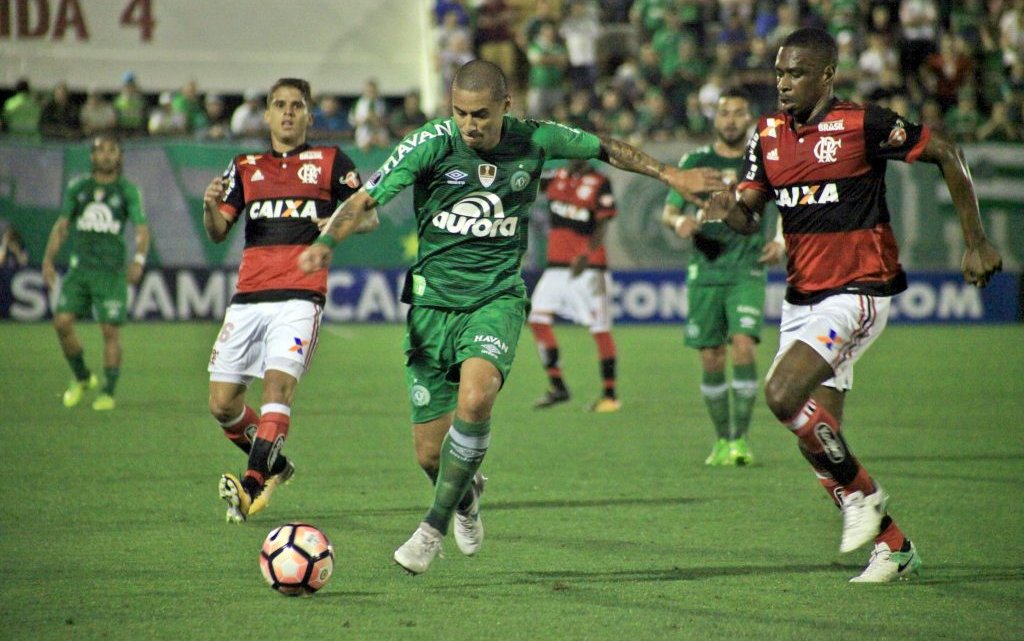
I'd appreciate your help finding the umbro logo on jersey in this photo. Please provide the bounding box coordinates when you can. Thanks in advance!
[252,170,265,181]
[445,169,468,184]
[478,164,497,188]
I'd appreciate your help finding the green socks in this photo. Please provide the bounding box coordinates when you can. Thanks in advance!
[103,367,120,396]
[700,370,731,440]
[731,363,758,439]
[67,352,90,381]
[424,417,490,535]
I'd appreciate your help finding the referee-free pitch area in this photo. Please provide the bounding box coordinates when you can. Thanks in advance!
[1,322,1021,641]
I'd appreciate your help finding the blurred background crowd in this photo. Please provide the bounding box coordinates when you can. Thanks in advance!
[3,0,1023,148]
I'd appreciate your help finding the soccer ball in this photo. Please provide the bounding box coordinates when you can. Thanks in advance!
[259,523,334,596]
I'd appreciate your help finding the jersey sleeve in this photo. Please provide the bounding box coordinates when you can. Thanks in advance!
[125,183,147,224]
[664,152,698,209]
[532,120,602,160]
[863,103,930,164]
[330,148,362,205]
[364,124,448,207]
[219,158,245,220]
[737,124,770,194]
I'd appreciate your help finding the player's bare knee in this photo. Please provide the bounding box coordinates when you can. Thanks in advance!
[208,396,239,424]
[764,375,800,421]
[53,315,73,336]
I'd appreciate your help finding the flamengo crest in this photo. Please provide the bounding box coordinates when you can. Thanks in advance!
[813,136,842,163]
[297,163,322,184]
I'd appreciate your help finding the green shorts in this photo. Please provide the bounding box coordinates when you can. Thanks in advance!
[685,278,765,349]
[403,294,527,424]
[56,268,128,325]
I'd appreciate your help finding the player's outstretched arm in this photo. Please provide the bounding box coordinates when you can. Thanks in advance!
[597,135,725,199]
[917,130,1002,287]
[702,188,767,235]
[203,177,233,243]
[127,223,150,285]
[41,217,69,288]
[299,190,379,273]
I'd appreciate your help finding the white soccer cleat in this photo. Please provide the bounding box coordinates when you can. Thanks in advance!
[454,472,486,556]
[849,540,922,583]
[394,525,444,575]
[839,486,888,553]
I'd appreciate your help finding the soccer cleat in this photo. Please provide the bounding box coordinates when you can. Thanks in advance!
[219,473,254,524]
[62,373,98,407]
[534,387,570,409]
[394,525,444,574]
[704,438,731,466]
[839,485,888,553]
[91,393,116,411]
[249,459,296,517]
[727,437,754,466]
[849,540,922,583]
[589,397,622,413]
[454,472,486,556]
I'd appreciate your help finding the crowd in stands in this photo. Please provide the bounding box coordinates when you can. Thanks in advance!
[4,0,1023,146]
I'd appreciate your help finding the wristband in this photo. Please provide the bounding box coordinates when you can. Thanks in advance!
[695,209,706,225]
[133,252,147,266]
[314,234,338,249]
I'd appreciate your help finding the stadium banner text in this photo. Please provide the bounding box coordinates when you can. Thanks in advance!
[2,268,1018,324]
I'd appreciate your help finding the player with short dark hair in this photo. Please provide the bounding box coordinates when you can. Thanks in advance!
[529,158,621,413]
[663,88,784,466]
[704,28,1002,582]
[42,134,149,411]
[204,77,377,524]
[299,60,725,574]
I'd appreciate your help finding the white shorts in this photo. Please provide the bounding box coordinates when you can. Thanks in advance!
[771,294,890,391]
[208,299,323,386]
[528,267,613,332]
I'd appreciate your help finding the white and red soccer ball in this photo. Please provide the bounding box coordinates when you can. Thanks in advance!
[259,523,334,596]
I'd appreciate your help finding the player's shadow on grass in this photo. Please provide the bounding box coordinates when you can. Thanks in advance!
[345,496,702,517]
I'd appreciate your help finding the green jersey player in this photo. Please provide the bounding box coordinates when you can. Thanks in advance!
[662,89,784,467]
[42,135,150,411]
[299,60,724,575]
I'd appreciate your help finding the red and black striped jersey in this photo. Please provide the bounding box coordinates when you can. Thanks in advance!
[218,144,361,304]
[738,99,930,304]
[543,167,616,269]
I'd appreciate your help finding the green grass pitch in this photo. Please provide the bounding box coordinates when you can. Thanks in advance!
[1,322,1021,641]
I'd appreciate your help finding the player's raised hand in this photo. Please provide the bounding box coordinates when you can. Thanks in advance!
[663,166,725,199]
[298,243,332,274]
[961,240,1002,287]
[203,177,225,211]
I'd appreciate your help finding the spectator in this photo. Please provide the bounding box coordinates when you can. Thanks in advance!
[834,31,860,98]
[630,0,672,39]
[526,21,569,118]
[148,91,188,137]
[172,80,207,133]
[635,88,677,142]
[438,30,475,111]
[593,86,630,136]
[473,0,519,89]
[231,88,267,139]
[434,0,469,26]
[560,0,600,91]
[683,91,710,138]
[919,98,945,133]
[566,88,596,131]
[40,81,80,140]
[922,33,975,112]
[858,32,900,97]
[898,0,939,92]
[766,3,800,50]
[663,37,708,122]
[195,94,231,141]
[1000,0,1024,67]
[389,91,428,141]
[349,79,389,151]
[1000,59,1024,117]
[311,94,353,140]
[944,91,983,142]
[697,70,726,121]
[977,100,1022,141]
[79,87,117,136]
[113,72,147,136]
[519,0,560,52]
[2,78,42,138]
